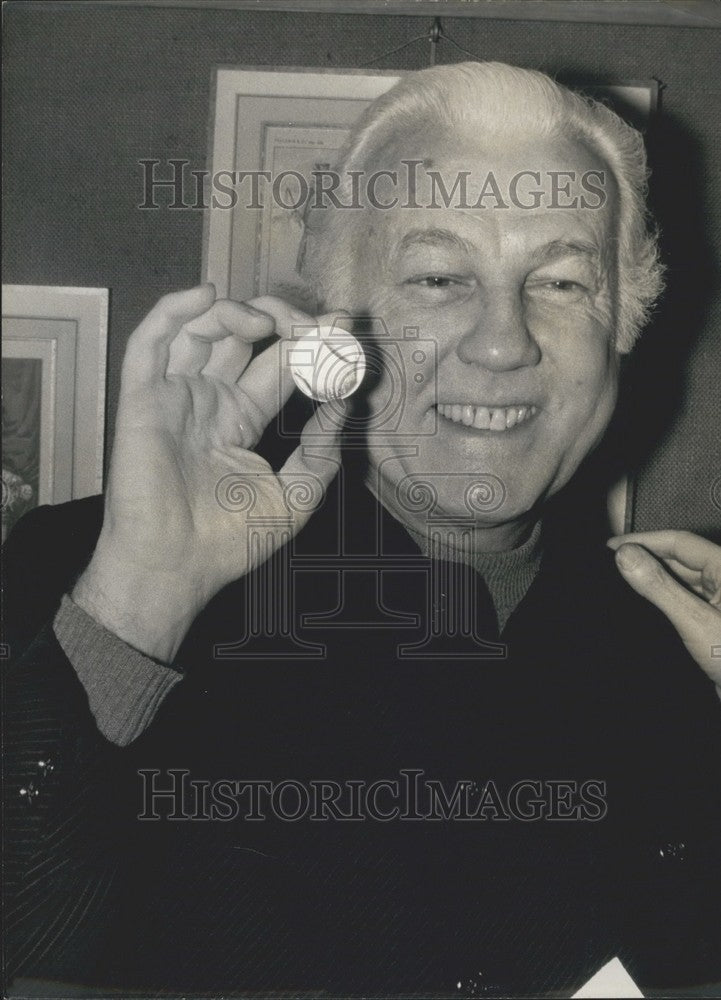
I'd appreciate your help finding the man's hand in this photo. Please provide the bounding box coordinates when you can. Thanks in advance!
[607,530,721,698]
[73,284,345,661]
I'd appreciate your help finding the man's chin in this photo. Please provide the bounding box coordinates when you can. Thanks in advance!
[367,431,553,528]
[392,471,544,531]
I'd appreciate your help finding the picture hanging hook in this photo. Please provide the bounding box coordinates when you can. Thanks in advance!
[429,17,443,67]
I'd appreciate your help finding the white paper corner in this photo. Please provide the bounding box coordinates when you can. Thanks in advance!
[572,957,644,998]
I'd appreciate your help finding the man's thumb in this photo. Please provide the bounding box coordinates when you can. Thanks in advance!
[615,543,675,610]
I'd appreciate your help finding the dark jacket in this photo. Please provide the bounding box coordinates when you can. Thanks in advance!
[3,468,721,998]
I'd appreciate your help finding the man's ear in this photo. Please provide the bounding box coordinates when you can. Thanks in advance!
[605,348,634,535]
[607,474,630,536]
[617,349,632,373]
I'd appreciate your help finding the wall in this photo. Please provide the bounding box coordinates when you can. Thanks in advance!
[4,4,720,535]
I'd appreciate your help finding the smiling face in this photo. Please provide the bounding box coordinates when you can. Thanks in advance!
[349,132,621,545]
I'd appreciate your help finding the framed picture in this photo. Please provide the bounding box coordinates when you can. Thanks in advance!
[203,67,400,306]
[202,67,657,307]
[2,285,108,541]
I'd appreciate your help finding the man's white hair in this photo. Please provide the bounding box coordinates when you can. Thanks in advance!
[303,61,664,354]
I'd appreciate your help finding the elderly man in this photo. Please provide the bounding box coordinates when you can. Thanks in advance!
[4,62,721,996]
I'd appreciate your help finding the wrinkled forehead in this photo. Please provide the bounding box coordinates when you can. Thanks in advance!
[356,130,619,261]
[363,118,610,181]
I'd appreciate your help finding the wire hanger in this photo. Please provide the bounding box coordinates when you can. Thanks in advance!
[429,16,443,66]
[360,16,483,70]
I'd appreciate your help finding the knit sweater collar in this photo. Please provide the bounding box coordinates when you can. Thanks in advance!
[402,518,544,632]
[358,463,543,633]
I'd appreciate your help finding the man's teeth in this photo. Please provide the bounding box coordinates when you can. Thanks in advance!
[436,403,537,431]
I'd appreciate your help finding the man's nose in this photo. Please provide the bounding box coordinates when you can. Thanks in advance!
[456,290,541,371]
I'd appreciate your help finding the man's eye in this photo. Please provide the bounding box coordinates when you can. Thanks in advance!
[525,278,589,302]
[401,273,474,306]
[415,276,456,288]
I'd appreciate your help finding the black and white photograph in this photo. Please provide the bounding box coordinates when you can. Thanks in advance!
[3,2,721,998]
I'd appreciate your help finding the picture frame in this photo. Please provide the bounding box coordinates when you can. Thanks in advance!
[203,67,401,305]
[202,66,657,305]
[2,285,108,541]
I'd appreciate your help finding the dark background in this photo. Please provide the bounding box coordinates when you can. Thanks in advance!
[3,2,720,535]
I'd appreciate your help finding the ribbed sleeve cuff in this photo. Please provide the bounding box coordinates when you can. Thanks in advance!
[53,594,182,747]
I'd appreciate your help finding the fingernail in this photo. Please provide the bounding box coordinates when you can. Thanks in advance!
[242,302,269,318]
[615,543,642,571]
